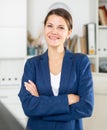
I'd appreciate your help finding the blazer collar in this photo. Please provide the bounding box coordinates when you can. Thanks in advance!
[40,48,73,95]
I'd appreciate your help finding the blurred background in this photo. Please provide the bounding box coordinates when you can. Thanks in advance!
[0,0,107,130]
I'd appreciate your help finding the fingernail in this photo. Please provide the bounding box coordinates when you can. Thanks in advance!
[28,80,32,82]
[24,82,27,85]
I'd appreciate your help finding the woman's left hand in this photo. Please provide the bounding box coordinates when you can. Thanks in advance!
[24,80,39,97]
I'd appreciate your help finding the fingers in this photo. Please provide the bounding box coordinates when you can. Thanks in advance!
[24,80,39,97]
[24,82,34,95]
[28,80,36,88]
[68,94,80,105]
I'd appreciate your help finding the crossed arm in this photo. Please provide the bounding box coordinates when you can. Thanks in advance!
[24,80,80,105]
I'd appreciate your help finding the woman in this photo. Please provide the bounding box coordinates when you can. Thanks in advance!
[18,8,94,130]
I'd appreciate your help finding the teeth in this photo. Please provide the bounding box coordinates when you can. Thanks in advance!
[49,36,58,40]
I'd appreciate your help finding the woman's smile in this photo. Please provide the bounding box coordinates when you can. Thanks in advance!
[48,35,60,40]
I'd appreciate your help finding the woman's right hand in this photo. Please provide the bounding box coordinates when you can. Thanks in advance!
[68,94,80,105]
[24,80,39,97]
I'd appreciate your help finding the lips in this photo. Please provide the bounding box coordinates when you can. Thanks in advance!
[48,36,60,40]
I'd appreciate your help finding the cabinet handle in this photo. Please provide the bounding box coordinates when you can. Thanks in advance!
[0,96,8,99]
[103,48,106,51]
[98,48,100,51]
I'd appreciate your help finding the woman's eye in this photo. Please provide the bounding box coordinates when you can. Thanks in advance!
[47,25,52,28]
[58,27,64,30]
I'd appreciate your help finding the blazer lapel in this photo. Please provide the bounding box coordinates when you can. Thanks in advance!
[59,50,73,94]
[40,50,53,96]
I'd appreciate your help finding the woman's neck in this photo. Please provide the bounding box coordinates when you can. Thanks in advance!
[48,47,65,75]
[48,47,65,60]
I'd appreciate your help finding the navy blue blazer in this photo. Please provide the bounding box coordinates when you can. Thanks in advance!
[18,49,94,130]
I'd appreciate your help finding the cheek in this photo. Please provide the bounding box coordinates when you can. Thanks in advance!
[44,28,50,37]
[61,32,68,40]
[44,30,48,39]
[44,30,49,43]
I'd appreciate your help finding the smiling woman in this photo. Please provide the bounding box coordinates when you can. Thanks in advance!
[18,7,94,130]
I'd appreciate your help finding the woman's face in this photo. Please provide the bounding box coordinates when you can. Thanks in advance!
[44,14,72,48]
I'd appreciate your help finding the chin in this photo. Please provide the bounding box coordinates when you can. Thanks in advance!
[49,44,59,48]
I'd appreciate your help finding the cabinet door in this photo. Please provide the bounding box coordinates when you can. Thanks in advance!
[83,75,107,130]
[83,94,107,130]
[0,28,26,58]
[0,0,26,27]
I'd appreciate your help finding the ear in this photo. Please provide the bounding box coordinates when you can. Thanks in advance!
[67,29,72,39]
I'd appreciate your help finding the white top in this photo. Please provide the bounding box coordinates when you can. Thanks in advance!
[50,72,61,96]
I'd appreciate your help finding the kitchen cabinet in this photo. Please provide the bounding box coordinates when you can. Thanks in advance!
[0,28,26,58]
[83,73,107,130]
[0,0,26,27]
[0,0,27,58]
[0,0,27,127]
[0,59,27,127]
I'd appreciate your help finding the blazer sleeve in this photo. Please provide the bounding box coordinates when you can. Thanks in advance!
[42,55,94,121]
[18,58,69,117]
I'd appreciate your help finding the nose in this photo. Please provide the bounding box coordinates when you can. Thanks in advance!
[51,27,58,34]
